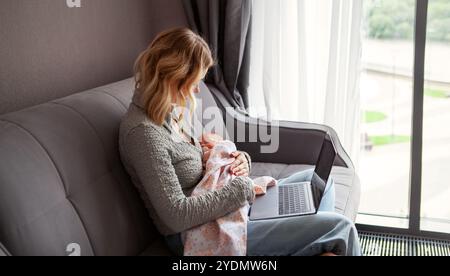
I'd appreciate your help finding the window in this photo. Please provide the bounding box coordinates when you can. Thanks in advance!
[421,0,450,233]
[358,0,416,228]
[359,0,450,236]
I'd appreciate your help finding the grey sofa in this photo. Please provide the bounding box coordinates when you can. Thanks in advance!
[0,78,360,256]
[0,242,9,256]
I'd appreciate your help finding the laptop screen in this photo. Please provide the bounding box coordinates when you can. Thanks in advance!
[315,134,337,182]
[311,133,337,209]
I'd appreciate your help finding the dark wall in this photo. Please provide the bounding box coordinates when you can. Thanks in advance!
[0,0,188,115]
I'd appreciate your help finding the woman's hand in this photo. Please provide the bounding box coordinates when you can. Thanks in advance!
[230,151,250,177]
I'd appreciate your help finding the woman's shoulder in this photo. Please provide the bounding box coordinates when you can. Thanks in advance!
[119,104,167,145]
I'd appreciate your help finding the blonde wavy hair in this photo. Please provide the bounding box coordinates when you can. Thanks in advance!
[134,27,214,126]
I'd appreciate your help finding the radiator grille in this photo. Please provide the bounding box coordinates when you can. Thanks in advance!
[359,231,450,256]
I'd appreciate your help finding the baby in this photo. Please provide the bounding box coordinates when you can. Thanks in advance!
[199,133,277,195]
[199,133,224,168]
[183,133,277,256]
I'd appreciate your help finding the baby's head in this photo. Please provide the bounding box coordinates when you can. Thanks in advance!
[200,133,225,167]
[200,133,223,149]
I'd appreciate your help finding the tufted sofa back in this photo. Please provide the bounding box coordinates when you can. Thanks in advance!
[0,78,226,256]
[0,79,161,256]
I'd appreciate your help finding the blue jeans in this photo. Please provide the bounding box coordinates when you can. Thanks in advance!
[165,169,362,256]
[247,169,361,256]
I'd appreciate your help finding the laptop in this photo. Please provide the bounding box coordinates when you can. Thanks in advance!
[249,133,337,221]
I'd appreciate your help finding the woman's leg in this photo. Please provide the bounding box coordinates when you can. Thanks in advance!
[247,212,361,256]
[278,169,335,212]
[318,179,335,212]
[247,169,359,256]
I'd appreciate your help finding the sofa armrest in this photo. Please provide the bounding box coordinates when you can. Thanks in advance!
[228,111,353,168]
[206,92,353,169]
[0,242,10,256]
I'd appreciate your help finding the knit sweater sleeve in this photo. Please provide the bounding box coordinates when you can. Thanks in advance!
[124,125,255,234]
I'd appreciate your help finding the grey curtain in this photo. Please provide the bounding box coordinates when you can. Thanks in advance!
[182,0,253,109]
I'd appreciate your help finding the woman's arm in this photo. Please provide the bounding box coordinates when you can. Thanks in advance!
[125,125,255,234]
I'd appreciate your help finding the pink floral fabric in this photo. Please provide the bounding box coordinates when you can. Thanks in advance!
[182,140,277,256]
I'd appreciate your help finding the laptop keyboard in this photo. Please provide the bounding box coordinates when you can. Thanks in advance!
[278,184,307,215]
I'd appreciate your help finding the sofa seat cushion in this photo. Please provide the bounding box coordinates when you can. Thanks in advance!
[250,163,360,221]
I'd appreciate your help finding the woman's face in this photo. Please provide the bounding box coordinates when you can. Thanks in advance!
[187,69,208,95]
[173,69,208,105]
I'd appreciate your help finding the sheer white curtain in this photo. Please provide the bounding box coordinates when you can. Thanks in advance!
[248,0,363,165]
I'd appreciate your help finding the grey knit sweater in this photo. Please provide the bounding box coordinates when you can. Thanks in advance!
[118,91,255,236]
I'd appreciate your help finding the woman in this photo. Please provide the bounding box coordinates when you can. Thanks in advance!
[119,27,361,256]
